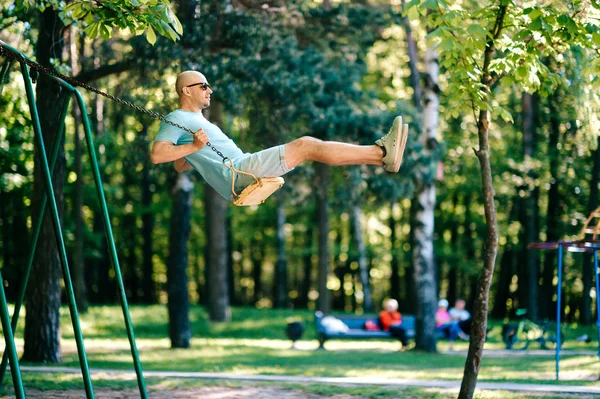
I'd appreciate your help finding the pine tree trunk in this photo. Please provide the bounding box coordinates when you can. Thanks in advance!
[540,91,562,320]
[404,201,417,314]
[23,7,65,363]
[167,173,193,348]
[226,213,239,306]
[298,224,314,309]
[315,163,331,314]
[204,100,230,322]
[389,204,401,302]
[581,135,599,325]
[89,85,112,303]
[521,92,539,320]
[251,234,263,304]
[122,123,140,303]
[350,206,373,312]
[273,200,288,308]
[69,27,88,312]
[444,194,459,307]
[141,126,156,304]
[204,184,230,321]
[491,199,519,318]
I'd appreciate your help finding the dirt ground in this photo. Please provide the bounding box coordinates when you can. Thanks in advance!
[2,386,367,399]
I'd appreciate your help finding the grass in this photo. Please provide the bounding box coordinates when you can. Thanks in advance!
[1,304,599,398]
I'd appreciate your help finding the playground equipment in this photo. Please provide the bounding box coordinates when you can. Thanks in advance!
[503,309,562,350]
[529,206,600,380]
[0,41,148,398]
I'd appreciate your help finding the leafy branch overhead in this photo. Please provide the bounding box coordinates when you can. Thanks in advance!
[404,0,600,121]
[21,0,182,44]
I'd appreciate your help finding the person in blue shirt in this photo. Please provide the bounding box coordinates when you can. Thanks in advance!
[151,71,409,200]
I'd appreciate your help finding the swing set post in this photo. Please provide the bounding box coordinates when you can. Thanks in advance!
[74,89,149,399]
[21,61,96,399]
[0,81,71,390]
[0,41,149,398]
[0,269,25,399]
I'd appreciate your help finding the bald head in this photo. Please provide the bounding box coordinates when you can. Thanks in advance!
[175,71,206,97]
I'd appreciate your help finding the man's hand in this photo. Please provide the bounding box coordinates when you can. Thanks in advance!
[193,128,209,150]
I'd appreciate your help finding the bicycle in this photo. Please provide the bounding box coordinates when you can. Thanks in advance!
[503,309,564,350]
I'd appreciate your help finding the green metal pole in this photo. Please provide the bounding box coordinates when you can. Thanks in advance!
[0,90,71,389]
[74,90,148,399]
[21,62,95,399]
[0,270,26,399]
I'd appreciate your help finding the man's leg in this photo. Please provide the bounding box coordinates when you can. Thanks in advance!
[285,136,384,169]
[285,116,409,172]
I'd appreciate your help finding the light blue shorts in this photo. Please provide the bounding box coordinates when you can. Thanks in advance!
[233,145,292,192]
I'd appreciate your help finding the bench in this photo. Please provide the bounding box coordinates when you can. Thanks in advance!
[314,311,416,349]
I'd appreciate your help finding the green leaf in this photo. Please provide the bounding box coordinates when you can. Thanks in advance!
[172,14,183,35]
[467,24,488,38]
[593,33,600,46]
[529,17,542,31]
[528,9,542,21]
[495,106,514,123]
[516,65,528,79]
[146,26,157,45]
[407,5,419,22]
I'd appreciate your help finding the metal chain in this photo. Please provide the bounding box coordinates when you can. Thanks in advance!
[0,43,227,161]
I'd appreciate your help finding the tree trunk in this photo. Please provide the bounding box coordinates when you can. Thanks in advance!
[404,201,417,314]
[491,199,519,319]
[141,126,156,304]
[521,92,539,320]
[69,27,88,312]
[273,199,288,308]
[581,135,599,325]
[458,6,507,398]
[540,91,562,320]
[226,213,239,306]
[315,163,331,314]
[400,0,423,110]
[167,173,193,348]
[204,100,230,322]
[23,7,65,363]
[122,120,140,303]
[411,43,440,353]
[251,234,263,304]
[204,184,230,321]
[298,224,314,309]
[389,204,401,302]
[350,206,373,312]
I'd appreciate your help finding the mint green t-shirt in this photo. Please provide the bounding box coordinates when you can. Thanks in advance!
[154,109,246,199]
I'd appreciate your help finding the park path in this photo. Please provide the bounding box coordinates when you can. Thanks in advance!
[13,366,600,395]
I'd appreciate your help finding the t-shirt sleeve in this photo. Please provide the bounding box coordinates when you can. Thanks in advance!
[154,119,185,144]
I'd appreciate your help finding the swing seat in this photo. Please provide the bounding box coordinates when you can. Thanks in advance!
[233,177,285,206]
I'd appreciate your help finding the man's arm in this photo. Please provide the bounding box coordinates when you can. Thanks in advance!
[150,128,209,164]
[174,158,193,172]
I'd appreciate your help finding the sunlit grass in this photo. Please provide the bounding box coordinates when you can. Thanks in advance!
[4,374,599,399]
[3,304,599,389]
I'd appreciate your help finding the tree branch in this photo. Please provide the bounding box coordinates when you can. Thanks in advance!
[74,59,136,83]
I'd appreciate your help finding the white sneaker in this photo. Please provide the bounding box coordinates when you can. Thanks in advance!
[376,116,409,173]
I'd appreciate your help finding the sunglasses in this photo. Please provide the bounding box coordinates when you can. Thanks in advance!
[185,82,211,90]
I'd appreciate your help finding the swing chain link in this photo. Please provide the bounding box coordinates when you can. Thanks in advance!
[0,43,227,161]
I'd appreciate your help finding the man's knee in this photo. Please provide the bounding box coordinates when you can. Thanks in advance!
[285,136,322,168]
[293,136,322,150]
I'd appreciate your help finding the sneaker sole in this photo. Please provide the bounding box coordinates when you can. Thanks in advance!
[391,122,409,173]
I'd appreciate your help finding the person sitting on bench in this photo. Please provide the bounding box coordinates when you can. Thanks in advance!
[379,298,408,347]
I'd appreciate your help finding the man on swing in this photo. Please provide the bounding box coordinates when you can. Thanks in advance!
[151,71,409,200]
